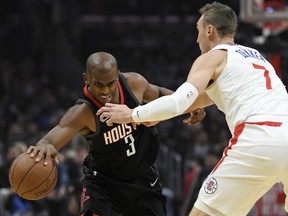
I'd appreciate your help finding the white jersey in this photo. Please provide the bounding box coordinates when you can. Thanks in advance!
[196,44,288,216]
[205,44,288,133]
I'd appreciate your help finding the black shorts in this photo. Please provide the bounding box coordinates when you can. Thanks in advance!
[79,166,167,216]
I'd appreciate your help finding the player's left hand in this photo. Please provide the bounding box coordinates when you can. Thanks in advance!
[27,144,60,165]
[97,103,134,126]
[183,108,206,125]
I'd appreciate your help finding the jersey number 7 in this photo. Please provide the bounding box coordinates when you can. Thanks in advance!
[253,63,272,90]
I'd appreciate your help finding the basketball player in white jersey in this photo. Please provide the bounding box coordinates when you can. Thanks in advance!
[97,2,288,216]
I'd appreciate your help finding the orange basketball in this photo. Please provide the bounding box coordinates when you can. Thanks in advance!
[9,152,58,200]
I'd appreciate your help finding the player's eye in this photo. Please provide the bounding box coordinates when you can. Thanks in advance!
[94,82,103,87]
[107,80,117,87]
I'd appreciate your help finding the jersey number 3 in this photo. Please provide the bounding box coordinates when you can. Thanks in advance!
[253,63,272,90]
[124,134,136,156]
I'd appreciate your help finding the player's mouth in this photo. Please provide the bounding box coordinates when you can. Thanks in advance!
[100,95,112,103]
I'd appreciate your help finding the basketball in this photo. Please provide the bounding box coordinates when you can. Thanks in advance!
[8,152,58,200]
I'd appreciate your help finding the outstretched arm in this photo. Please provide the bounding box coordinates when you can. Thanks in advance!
[97,52,223,125]
[97,82,199,125]
[142,81,207,126]
[27,104,94,165]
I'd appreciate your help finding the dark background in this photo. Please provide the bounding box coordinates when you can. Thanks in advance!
[1,0,288,215]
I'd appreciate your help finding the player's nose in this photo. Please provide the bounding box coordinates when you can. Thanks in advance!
[100,86,110,94]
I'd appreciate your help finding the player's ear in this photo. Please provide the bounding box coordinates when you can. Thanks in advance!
[117,70,120,80]
[207,25,213,35]
[83,73,88,85]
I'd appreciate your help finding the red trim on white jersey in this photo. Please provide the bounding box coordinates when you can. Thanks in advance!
[211,121,282,173]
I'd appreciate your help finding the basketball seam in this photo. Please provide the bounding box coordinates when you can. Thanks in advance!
[9,153,32,192]
[16,159,38,193]
[21,161,57,199]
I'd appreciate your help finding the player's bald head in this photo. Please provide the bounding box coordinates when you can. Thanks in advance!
[86,52,118,74]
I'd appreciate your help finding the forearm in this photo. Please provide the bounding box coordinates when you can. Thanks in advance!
[36,126,74,150]
[185,92,214,113]
[158,86,174,97]
[132,82,199,122]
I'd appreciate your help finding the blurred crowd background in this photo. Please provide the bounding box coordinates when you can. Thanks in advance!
[1,0,288,215]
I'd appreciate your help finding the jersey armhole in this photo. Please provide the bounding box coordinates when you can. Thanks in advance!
[76,98,101,135]
[119,73,140,106]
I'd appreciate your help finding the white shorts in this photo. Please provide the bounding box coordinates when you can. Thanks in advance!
[194,121,288,216]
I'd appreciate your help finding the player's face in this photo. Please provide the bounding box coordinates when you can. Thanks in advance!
[196,15,210,54]
[85,68,119,105]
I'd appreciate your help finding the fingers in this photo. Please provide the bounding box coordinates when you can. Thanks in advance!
[183,118,193,125]
[99,112,111,123]
[97,108,110,122]
[106,118,113,127]
[192,108,203,115]
[104,103,116,108]
[183,118,189,124]
[44,149,55,165]
[35,148,46,163]
[43,152,60,165]
[100,116,110,123]
[26,146,33,154]
[27,145,60,166]
[97,103,133,126]
[97,105,112,122]
[97,108,109,117]
[131,122,139,129]
[184,108,206,125]
[96,106,108,116]
[27,146,39,158]
[183,115,198,125]
[194,108,206,117]
[96,103,115,115]
[54,157,60,164]
[97,104,122,125]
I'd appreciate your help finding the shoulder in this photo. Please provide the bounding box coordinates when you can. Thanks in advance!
[188,50,227,84]
[121,72,149,90]
[195,50,227,68]
[207,49,227,59]
[122,72,147,82]
[63,103,94,123]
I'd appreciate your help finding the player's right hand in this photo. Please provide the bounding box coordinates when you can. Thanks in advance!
[27,144,60,165]
[183,108,206,125]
